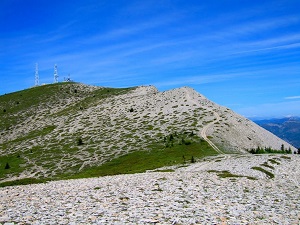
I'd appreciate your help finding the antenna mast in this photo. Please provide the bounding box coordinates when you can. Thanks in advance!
[54,64,58,83]
[35,63,39,86]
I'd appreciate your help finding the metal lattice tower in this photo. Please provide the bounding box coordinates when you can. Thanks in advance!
[54,64,58,83]
[35,63,39,86]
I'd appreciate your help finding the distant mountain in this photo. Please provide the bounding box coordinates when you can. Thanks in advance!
[254,117,300,149]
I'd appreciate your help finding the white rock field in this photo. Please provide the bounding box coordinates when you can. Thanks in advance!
[0,154,299,225]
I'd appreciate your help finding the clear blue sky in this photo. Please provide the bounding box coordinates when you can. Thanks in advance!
[1,0,300,118]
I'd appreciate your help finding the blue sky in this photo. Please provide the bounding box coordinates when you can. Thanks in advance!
[1,0,300,118]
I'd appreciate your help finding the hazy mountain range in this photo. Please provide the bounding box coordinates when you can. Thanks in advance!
[254,117,300,149]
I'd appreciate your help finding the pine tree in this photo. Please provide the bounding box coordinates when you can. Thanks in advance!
[77,137,84,146]
[191,156,195,163]
[4,162,10,169]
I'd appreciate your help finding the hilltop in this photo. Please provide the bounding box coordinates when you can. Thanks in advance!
[0,82,296,185]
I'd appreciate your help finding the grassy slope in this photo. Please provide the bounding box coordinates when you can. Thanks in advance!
[65,135,217,179]
[0,83,78,129]
[0,83,218,187]
[0,136,217,187]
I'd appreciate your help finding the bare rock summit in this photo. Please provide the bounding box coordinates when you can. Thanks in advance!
[0,83,296,182]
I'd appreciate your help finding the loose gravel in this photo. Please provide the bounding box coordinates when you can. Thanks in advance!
[0,155,299,225]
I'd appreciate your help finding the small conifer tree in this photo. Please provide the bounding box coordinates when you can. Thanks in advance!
[5,162,10,169]
[77,137,84,146]
[191,156,195,163]
[281,144,285,152]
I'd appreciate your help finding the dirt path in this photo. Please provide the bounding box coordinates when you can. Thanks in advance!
[184,89,224,154]
[200,111,224,154]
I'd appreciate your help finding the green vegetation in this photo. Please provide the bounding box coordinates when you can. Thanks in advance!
[260,162,275,170]
[4,162,10,169]
[77,137,84,146]
[268,158,280,165]
[153,169,175,172]
[10,126,56,144]
[207,170,257,180]
[54,86,135,117]
[0,83,77,129]
[0,83,223,187]
[208,170,243,178]
[0,178,46,188]
[0,154,26,177]
[251,166,274,179]
[67,136,217,179]
[248,146,292,154]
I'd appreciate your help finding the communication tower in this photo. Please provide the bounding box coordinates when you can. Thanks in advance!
[35,63,39,86]
[54,64,58,83]
[64,74,73,82]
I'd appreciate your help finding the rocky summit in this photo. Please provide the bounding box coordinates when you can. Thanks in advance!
[0,83,299,224]
[0,83,297,183]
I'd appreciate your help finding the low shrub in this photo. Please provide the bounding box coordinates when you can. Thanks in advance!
[77,137,84,146]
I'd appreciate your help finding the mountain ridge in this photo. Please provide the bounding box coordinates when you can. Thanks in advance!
[254,117,300,149]
[0,83,296,183]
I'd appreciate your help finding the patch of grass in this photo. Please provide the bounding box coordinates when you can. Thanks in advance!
[244,188,250,193]
[280,155,291,160]
[0,154,26,179]
[154,169,175,172]
[261,162,275,170]
[251,166,274,179]
[66,140,218,179]
[4,125,56,146]
[246,176,258,180]
[268,159,280,165]
[216,170,243,178]
[147,125,154,130]
[0,83,82,129]
[208,170,257,180]
[0,178,46,187]
[54,86,135,117]
[152,188,163,192]
[207,170,218,173]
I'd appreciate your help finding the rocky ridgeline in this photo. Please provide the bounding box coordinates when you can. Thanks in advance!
[0,83,297,183]
[0,154,299,225]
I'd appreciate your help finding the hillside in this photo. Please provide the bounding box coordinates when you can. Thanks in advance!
[0,83,296,184]
[254,117,300,149]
